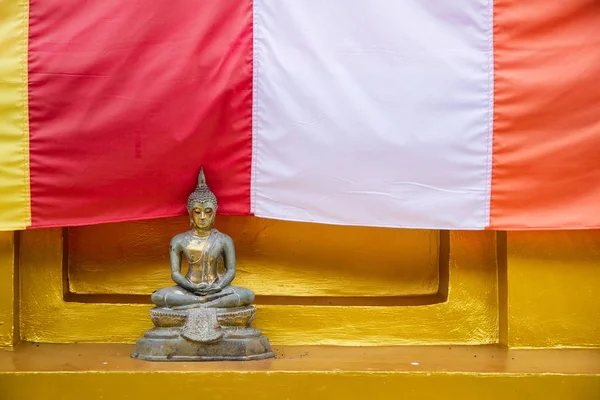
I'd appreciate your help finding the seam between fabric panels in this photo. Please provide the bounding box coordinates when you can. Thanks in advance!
[483,0,495,229]
[21,0,31,228]
[250,0,259,215]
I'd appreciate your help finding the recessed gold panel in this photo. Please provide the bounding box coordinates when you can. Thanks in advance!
[19,228,498,346]
[67,216,441,297]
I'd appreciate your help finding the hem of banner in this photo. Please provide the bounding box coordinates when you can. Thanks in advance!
[22,210,255,231]
[485,225,600,231]
[255,213,600,231]
[252,213,489,231]
[9,212,600,231]
[0,225,27,232]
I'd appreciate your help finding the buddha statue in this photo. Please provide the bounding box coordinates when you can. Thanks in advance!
[131,167,274,361]
[150,168,254,310]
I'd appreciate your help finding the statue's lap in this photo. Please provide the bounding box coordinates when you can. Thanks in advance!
[151,285,254,308]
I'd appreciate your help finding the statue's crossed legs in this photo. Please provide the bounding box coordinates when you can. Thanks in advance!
[151,285,255,309]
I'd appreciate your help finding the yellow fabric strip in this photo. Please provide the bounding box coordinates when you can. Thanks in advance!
[0,0,30,230]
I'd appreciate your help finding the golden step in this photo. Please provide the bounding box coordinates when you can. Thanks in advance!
[0,343,598,399]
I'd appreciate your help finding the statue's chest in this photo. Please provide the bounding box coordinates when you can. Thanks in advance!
[183,239,220,265]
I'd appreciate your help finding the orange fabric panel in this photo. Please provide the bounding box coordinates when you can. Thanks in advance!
[491,1,600,229]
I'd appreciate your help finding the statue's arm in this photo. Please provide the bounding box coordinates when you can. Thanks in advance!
[170,237,193,291]
[219,235,236,288]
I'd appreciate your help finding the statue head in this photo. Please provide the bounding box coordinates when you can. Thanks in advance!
[187,167,218,231]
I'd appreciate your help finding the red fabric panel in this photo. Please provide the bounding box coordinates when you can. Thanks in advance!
[28,0,253,228]
[490,0,600,229]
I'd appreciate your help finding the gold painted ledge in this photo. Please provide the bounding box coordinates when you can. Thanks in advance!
[0,344,599,400]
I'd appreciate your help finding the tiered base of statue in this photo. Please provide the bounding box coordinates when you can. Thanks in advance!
[131,306,274,361]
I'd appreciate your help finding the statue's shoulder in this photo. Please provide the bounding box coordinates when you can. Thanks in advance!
[170,231,191,247]
[212,229,233,244]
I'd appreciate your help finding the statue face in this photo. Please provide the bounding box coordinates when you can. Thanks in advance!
[189,201,216,230]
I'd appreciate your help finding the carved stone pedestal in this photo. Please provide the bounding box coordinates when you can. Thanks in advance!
[131,306,274,361]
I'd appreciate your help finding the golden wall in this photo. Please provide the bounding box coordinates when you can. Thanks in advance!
[1,216,598,348]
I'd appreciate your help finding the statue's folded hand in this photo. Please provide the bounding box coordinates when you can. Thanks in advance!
[193,283,221,296]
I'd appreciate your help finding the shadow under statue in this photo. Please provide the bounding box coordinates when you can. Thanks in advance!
[131,167,274,361]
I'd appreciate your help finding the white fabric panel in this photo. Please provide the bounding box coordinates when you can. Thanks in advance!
[252,0,493,229]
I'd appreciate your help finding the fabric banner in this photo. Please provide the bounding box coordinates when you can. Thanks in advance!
[0,0,598,231]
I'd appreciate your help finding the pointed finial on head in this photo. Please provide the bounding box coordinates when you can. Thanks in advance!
[187,165,218,213]
[197,166,207,187]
